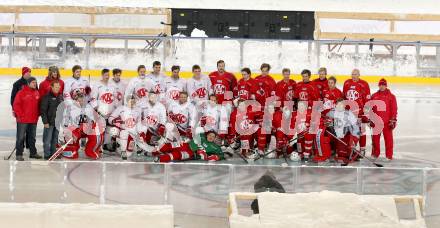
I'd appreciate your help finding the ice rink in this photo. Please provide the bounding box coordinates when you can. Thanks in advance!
[1,75,440,227]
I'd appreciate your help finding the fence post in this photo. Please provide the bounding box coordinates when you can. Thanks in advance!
[8,161,16,201]
[239,40,245,68]
[99,162,106,204]
[164,163,171,204]
[85,37,91,69]
[201,38,206,69]
[356,167,363,194]
[8,35,13,68]
[392,44,398,76]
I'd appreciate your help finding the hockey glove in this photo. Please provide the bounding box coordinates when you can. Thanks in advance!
[389,119,397,130]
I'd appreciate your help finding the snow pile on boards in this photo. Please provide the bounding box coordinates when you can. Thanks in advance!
[0,203,174,228]
[229,191,426,228]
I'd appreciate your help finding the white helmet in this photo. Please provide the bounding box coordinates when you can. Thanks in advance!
[290,152,301,162]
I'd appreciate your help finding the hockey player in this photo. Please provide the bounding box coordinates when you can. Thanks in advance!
[313,67,329,98]
[235,67,256,101]
[209,60,237,104]
[273,106,298,159]
[294,69,320,108]
[254,63,277,108]
[369,78,397,161]
[200,94,229,137]
[229,99,259,158]
[109,68,126,106]
[343,68,371,154]
[326,98,360,163]
[163,65,187,106]
[146,61,166,93]
[107,96,142,160]
[59,90,105,159]
[125,65,153,103]
[90,69,119,152]
[255,103,277,156]
[138,91,167,151]
[186,64,212,109]
[90,69,118,119]
[322,76,344,114]
[275,68,296,108]
[167,91,196,140]
[155,130,224,163]
[63,65,91,101]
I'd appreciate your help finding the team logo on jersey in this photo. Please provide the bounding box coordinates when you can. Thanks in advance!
[125,117,136,128]
[299,91,308,100]
[346,89,360,100]
[100,93,114,104]
[257,88,265,96]
[154,84,162,93]
[239,119,251,130]
[169,90,180,100]
[136,88,147,98]
[213,84,226,94]
[144,115,158,125]
[201,116,216,126]
[169,113,187,124]
[192,87,207,98]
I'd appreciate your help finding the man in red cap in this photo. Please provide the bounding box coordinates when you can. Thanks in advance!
[369,78,397,161]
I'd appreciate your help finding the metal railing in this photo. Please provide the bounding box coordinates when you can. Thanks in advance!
[1,32,440,76]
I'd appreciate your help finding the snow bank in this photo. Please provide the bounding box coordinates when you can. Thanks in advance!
[229,191,426,228]
[0,203,174,228]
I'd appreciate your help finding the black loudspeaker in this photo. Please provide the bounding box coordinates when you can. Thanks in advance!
[171,9,314,40]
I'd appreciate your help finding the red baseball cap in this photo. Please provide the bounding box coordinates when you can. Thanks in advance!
[378,78,387,86]
[22,67,31,76]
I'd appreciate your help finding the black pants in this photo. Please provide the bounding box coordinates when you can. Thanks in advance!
[16,123,37,156]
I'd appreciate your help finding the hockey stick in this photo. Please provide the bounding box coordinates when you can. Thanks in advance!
[253,136,299,162]
[325,130,383,168]
[48,138,73,161]
[3,148,15,160]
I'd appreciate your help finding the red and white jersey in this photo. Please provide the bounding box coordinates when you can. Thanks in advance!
[61,100,103,131]
[167,101,196,130]
[209,71,237,104]
[63,77,91,101]
[186,75,212,106]
[313,78,329,98]
[108,106,142,131]
[322,87,344,112]
[89,81,118,118]
[163,77,187,103]
[108,79,127,106]
[294,81,320,107]
[138,101,167,131]
[235,78,256,100]
[275,79,296,107]
[343,79,371,108]
[229,108,257,136]
[147,73,166,93]
[125,76,153,102]
[200,103,229,133]
[254,75,277,107]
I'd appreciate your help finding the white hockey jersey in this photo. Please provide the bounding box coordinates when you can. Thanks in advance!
[90,81,118,118]
[138,101,167,132]
[108,106,142,131]
[109,79,127,106]
[125,76,153,102]
[61,100,105,134]
[167,101,196,130]
[63,77,91,101]
[163,76,187,103]
[147,73,166,93]
[186,75,212,106]
[200,103,229,133]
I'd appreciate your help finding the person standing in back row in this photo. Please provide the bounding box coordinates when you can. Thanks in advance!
[13,77,42,161]
[39,66,64,97]
[11,67,32,151]
[40,81,63,159]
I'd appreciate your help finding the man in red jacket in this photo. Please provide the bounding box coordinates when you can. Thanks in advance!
[322,76,344,114]
[254,63,277,108]
[275,68,296,108]
[209,60,237,105]
[294,69,320,108]
[39,66,64,97]
[313,67,329,98]
[13,77,43,161]
[370,78,397,161]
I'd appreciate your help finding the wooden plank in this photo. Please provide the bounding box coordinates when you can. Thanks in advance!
[0,5,169,15]
[165,9,172,35]
[317,11,440,21]
[13,26,165,35]
[320,32,440,42]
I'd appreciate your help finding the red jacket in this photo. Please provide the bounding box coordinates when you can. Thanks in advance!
[322,87,344,112]
[39,77,64,97]
[254,75,277,107]
[313,78,329,98]
[275,79,296,107]
[13,86,41,124]
[343,79,370,108]
[370,88,397,123]
[209,71,237,103]
[294,81,320,107]
[235,78,256,100]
